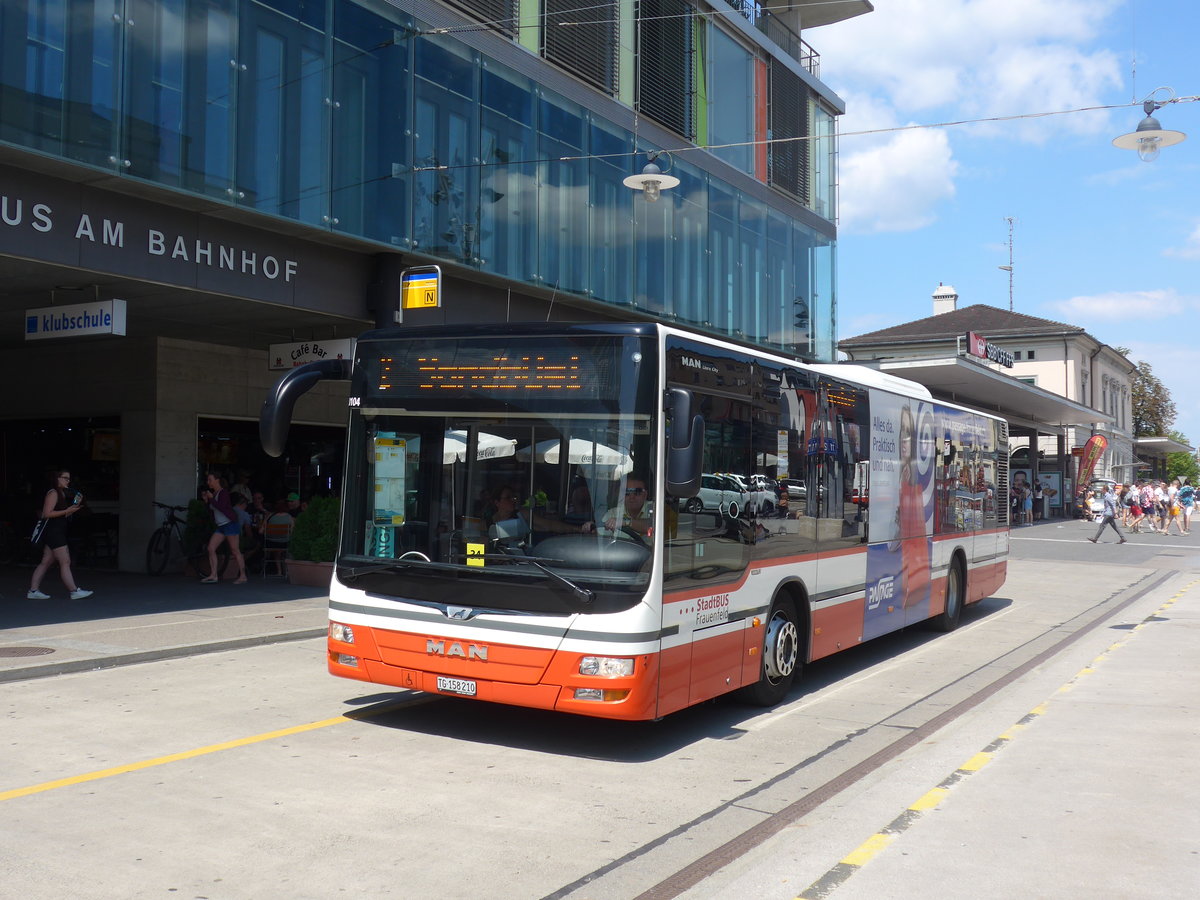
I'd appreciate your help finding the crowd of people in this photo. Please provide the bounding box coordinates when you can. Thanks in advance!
[199,471,314,580]
[1083,478,1194,537]
[1009,475,1049,526]
[23,463,318,599]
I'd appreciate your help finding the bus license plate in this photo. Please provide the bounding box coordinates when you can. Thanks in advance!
[436,676,477,696]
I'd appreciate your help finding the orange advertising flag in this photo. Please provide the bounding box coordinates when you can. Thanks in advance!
[1076,434,1108,492]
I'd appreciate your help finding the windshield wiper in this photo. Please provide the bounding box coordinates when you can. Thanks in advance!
[338,554,449,578]
[340,552,593,604]
[500,553,594,605]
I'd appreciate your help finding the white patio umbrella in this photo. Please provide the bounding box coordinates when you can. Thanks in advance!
[442,430,516,464]
[518,438,634,476]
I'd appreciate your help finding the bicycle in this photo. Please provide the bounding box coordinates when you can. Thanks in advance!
[146,501,230,578]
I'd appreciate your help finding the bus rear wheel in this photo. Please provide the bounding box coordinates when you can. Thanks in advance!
[739,596,800,707]
[932,557,965,632]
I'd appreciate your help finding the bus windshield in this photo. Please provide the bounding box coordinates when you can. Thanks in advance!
[338,332,657,615]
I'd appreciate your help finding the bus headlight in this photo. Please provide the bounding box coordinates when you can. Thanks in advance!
[336,654,359,667]
[579,656,634,677]
[330,623,355,644]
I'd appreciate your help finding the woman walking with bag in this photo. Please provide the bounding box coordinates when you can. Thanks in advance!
[1164,480,1186,535]
[200,472,248,584]
[27,470,93,600]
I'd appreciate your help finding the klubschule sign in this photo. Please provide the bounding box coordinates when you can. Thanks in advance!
[26,299,127,340]
[0,165,370,317]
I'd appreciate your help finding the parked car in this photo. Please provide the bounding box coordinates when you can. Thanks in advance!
[741,473,778,515]
[780,478,807,502]
[684,474,749,517]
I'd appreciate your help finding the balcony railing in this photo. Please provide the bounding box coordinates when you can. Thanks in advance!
[719,0,820,77]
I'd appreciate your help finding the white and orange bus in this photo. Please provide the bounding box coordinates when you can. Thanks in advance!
[261,323,1009,720]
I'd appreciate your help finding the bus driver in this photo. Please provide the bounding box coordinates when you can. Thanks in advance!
[600,475,651,536]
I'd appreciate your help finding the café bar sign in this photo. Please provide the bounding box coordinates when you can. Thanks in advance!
[25,299,127,341]
[966,331,1014,368]
[269,338,356,370]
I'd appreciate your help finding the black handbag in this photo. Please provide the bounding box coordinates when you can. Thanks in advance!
[30,518,47,545]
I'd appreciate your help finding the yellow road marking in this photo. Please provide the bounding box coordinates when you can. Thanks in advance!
[908,787,949,811]
[958,752,992,772]
[840,833,894,867]
[0,714,352,803]
[1,695,428,804]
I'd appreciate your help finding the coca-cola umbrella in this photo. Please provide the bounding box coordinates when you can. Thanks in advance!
[442,430,517,464]
[518,437,633,477]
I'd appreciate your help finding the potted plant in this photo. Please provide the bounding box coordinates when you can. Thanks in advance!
[287,494,339,587]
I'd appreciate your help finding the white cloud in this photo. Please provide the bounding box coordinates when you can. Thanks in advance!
[820,0,1122,119]
[1047,288,1192,321]
[817,0,1124,232]
[1164,222,1200,259]
[839,128,958,233]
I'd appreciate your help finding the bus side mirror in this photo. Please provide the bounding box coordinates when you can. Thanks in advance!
[665,388,704,498]
[260,358,352,457]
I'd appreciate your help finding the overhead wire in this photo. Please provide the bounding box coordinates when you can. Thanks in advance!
[410,95,1200,174]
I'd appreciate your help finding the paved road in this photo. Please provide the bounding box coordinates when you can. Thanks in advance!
[1,516,1197,899]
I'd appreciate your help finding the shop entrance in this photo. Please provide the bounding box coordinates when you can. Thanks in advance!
[0,416,121,567]
[197,417,344,509]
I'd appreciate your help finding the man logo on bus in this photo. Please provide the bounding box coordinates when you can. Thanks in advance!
[867,575,896,610]
[427,639,488,661]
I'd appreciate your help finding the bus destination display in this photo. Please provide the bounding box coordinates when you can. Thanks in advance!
[364,340,625,402]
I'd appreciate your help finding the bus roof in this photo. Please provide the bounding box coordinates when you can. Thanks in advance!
[354,321,656,343]
[806,363,935,400]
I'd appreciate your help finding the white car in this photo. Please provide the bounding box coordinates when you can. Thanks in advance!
[684,474,749,517]
[780,478,807,502]
[745,474,779,515]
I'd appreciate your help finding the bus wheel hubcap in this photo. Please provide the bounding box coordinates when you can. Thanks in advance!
[765,612,799,681]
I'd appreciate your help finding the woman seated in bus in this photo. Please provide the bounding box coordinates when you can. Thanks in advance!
[561,477,594,528]
[486,487,530,543]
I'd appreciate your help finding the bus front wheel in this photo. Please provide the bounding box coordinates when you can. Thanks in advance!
[739,596,800,707]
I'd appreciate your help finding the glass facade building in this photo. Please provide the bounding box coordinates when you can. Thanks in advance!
[0,0,845,359]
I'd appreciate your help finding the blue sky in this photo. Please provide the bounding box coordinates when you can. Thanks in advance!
[816,0,1199,444]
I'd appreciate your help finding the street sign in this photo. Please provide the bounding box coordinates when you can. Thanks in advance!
[401,266,441,310]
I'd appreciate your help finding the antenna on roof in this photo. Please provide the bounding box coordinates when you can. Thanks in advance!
[998,216,1016,311]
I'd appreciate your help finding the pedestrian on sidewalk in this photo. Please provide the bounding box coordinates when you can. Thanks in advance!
[27,470,93,600]
[1139,482,1158,532]
[1088,484,1127,544]
[1153,481,1169,533]
[200,472,248,584]
[1128,484,1146,532]
[1164,480,1186,535]
[1179,480,1195,534]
